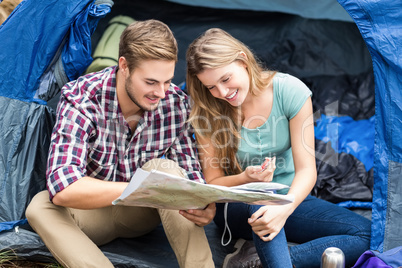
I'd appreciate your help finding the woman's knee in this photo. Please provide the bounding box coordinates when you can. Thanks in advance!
[356,216,372,239]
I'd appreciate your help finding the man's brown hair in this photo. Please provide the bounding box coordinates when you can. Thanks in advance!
[119,19,178,71]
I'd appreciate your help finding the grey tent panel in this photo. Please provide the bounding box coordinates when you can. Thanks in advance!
[0,97,54,223]
[385,161,402,251]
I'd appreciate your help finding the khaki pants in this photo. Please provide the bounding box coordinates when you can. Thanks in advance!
[26,159,214,268]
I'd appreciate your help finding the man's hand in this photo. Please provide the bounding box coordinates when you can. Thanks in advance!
[179,203,216,227]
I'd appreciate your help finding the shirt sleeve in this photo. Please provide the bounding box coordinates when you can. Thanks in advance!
[46,94,94,200]
[279,74,312,119]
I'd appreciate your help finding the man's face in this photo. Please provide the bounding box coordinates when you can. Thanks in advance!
[124,59,175,111]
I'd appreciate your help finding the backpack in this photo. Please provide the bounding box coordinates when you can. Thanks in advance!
[352,246,402,268]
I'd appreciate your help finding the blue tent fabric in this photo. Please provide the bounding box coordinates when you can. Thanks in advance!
[337,201,372,210]
[0,219,28,233]
[0,0,112,104]
[62,0,113,81]
[315,114,374,171]
[337,0,402,252]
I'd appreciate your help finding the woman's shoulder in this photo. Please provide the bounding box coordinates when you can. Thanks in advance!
[273,72,311,95]
[273,72,307,88]
[272,72,312,119]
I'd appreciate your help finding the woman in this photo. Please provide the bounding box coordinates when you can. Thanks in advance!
[186,28,371,268]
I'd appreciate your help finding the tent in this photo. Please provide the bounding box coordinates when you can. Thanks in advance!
[0,0,401,266]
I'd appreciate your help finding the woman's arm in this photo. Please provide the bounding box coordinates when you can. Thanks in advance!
[196,135,275,187]
[248,97,317,241]
[287,96,317,210]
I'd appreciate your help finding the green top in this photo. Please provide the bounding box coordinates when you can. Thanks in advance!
[237,73,312,193]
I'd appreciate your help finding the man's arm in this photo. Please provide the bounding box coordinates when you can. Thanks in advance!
[52,177,128,209]
[47,94,126,209]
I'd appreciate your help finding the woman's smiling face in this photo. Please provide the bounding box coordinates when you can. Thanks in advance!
[197,61,250,107]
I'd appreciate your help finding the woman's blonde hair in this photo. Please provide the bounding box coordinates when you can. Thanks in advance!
[186,28,275,175]
[119,19,178,71]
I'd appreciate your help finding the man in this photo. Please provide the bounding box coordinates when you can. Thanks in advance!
[26,19,215,268]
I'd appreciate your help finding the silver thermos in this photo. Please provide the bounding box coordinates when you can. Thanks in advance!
[321,247,345,268]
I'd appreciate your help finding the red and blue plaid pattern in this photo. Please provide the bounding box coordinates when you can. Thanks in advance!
[46,66,204,199]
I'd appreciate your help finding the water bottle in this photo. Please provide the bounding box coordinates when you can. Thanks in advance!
[321,247,345,268]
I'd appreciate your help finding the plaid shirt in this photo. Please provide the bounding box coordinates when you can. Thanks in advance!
[46,66,204,199]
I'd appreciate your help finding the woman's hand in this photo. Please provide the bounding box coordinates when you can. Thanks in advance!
[243,158,276,183]
[248,202,294,241]
[179,203,216,227]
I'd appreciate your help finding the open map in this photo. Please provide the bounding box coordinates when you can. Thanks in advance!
[112,168,294,210]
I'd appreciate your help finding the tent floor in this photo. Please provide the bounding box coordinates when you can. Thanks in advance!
[0,209,371,268]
